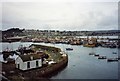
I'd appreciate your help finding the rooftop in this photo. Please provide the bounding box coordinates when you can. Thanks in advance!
[19,53,43,62]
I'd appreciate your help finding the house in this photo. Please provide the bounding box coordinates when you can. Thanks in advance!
[15,54,43,71]
[8,54,19,60]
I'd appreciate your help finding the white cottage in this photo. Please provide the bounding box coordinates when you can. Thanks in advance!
[15,54,42,71]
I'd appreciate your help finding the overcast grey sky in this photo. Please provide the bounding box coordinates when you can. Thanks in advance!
[1,0,119,31]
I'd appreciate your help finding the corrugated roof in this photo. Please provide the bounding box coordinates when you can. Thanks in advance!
[19,53,42,62]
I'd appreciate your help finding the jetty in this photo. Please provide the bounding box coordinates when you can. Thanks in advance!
[1,44,68,81]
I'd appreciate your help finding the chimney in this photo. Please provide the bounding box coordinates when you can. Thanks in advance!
[30,56,33,60]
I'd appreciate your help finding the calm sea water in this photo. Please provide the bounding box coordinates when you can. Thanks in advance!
[0,42,119,79]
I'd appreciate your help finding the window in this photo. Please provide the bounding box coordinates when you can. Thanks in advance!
[36,60,39,67]
[17,64,19,69]
[27,62,30,69]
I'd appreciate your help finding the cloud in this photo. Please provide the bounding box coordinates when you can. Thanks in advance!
[2,2,118,31]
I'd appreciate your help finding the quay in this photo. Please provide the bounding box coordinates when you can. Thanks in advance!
[1,44,68,81]
[2,28,120,48]
[2,35,120,48]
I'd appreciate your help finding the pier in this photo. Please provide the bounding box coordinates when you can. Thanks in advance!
[1,44,68,81]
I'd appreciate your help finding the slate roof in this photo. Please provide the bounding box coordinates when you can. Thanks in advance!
[19,53,42,62]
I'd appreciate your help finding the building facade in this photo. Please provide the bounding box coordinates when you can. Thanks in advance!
[15,54,42,71]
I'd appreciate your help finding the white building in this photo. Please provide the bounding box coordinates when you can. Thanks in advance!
[8,54,19,60]
[15,54,42,71]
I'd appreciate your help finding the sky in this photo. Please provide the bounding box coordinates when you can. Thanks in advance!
[0,0,119,31]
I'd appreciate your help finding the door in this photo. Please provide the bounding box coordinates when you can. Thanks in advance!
[27,62,30,69]
[17,64,20,69]
[36,60,39,67]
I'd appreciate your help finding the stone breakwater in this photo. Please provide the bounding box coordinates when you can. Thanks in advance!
[2,44,68,81]
[39,54,68,78]
[4,53,68,81]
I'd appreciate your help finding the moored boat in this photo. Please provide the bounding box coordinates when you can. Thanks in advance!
[89,52,95,55]
[112,52,117,54]
[66,48,73,51]
[94,54,99,57]
[107,58,118,62]
[98,56,106,59]
[83,44,96,48]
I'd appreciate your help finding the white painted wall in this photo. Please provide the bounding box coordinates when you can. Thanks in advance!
[15,57,23,64]
[38,59,42,67]
[28,59,42,69]
[30,60,36,69]
[21,62,27,70]
[15,56,42,71]
[15,57,23,69]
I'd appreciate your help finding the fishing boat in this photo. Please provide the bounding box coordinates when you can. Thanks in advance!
[2,51,15,55]
[2,47,15,55]
[107,58,118,62]
[83,44,96,48]
[98,56,106,59]
[66,48,73,51]
[89,52,95,55]
[94,54,99,57]
[112,52,117,54]
[117,57,120,60]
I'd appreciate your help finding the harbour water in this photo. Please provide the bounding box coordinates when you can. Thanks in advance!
[0,42,119,79]
[76,36,119,39]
